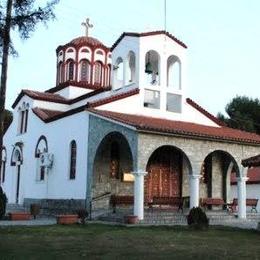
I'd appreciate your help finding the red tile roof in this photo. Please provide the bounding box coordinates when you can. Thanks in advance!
[231,167,260,184]
[242,154,260,167]
[87,88,139,108]
[12,90,69,108]
[88,109,260,145]
[12,87,111,109]
[32,107,63,121]
[111,31,187,51]
[46,81,109,94]
[186,98,226,126]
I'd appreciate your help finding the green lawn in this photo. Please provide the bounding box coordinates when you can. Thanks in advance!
[0,224,259,259]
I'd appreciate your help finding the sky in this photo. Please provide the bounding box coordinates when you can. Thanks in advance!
[5,0,260,116]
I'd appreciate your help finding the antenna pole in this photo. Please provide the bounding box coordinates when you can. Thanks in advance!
[164,0,167,31]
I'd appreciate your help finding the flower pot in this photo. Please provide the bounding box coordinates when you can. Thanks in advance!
[9,212,32,221]
[56,214,78,225]
[124,215,139,224]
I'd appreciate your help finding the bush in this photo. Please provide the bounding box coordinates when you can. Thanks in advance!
[0,186,8,219]
[187,207,209,229]
[30,204,41,219]
[76,209,88,224]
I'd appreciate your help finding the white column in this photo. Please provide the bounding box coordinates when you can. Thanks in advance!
[132,170,147,220]
[237,176,248,219]
[189,174,201,208]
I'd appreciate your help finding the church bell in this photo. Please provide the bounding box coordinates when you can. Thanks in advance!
[145,61,153,74]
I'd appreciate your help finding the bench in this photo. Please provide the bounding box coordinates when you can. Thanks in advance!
[110,195,134,213]
[200,198,225,209]
[227,198,258,213]
[149,197,183,212]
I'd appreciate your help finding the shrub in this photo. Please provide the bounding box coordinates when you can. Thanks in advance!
[30,204,41,219]
[0,186,8,219]
[187,207,209,229]
[76,209,88,224]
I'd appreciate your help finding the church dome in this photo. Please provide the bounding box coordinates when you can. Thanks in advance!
[69,36,107,49]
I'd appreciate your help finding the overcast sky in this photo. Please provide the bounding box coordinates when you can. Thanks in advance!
[6,0,260,116]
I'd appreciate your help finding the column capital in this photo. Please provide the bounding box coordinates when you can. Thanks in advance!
[132,170,147,177]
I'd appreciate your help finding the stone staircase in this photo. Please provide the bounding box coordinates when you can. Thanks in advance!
[98,208,260,229]
[6,203,28,213]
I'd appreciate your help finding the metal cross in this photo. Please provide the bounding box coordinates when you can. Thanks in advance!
[81,18,93,37]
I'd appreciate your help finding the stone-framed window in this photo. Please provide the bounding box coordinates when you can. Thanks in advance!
[69,140,77,180]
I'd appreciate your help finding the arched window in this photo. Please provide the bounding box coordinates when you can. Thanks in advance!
[113,57,124,89]
[167,55,181,89]
[94,62,102,85]
[80,59,90,82]
[127,51,136,83]
[69,140,77,180]
[1,147,6,184]
[35,135,48,181]
[58,62,63,84]
[66,60,74,81]
[145,50,160,86]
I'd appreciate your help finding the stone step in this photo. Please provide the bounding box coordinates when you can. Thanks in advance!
[6,203,27,213]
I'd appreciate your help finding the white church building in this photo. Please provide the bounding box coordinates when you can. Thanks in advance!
[1,24,260,220]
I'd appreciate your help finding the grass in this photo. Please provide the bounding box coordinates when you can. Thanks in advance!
[0,224,259,259]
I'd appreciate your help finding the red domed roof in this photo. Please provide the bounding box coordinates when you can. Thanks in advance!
[70,36,106,47]
[56,36,109,53]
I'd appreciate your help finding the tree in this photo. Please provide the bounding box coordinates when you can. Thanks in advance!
[3,109,12,133]
[217,96,260,134]
[0,0,59,177]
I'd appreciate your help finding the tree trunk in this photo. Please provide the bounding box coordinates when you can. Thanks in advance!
[0,0,13,179]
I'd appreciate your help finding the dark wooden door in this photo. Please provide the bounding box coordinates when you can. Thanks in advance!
[145,163,181,203]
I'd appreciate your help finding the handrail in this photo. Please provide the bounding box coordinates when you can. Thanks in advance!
[89,192,112,220]
[91,192,111,202]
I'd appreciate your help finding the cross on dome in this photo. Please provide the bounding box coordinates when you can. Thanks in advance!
[81,18,93,37]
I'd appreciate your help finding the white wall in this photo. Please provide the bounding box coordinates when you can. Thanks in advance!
[2,96,89,203]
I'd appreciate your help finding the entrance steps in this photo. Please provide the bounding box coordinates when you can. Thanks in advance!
[97,208,260,228]
[6,203,27,213]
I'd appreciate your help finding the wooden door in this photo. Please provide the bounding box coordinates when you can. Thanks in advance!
[145,163,181,203]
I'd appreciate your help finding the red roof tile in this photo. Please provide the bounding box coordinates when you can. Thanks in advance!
[32,107,63,121]
[231,167,260,184]
[111,31,187,51]
[88,109,260,145]
[242,154,260,167]
[87,88,139,108]
[186,98,226,126]
[12,90,69,108]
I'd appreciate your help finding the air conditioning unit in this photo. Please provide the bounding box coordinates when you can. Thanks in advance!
[39,153,54,168]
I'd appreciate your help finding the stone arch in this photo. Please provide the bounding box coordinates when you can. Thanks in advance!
[144,145,192,202]
[35,135,48,158]
[201,149,240,203]
[92,131,134,200]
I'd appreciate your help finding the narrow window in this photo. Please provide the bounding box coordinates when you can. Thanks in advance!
[69,140,77,179]
[67,61,74,81]
[144,89,160,109]
[80,60,90,82]
[1,148,6,184]
[20,110,25,134]
[24,109,29,133]
[40,166,45,181]
[94,62,102,85]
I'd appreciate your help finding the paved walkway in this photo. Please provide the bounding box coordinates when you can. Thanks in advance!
[0,216,56,226]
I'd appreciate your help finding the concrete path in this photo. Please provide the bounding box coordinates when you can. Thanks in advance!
[0,216,56,226]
